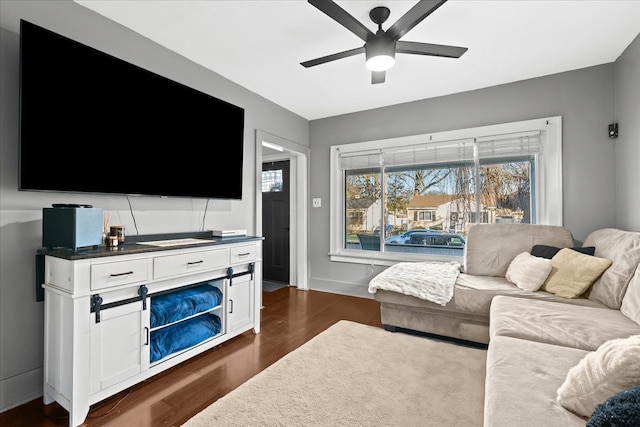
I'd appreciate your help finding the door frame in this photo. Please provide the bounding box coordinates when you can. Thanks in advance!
[255,130,309,290]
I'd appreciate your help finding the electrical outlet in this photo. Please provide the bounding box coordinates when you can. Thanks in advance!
[312,198,321,208]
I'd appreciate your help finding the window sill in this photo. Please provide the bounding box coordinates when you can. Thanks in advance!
[329,250,463,267]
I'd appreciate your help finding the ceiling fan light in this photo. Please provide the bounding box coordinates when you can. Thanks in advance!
[366,55,395,71]
[365,35,396,71]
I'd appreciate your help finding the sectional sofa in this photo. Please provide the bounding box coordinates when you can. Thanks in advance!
[371,224,640,425]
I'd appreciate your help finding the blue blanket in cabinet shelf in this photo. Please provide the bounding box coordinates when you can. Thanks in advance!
[150,283,223,329]
[150,313,222,363]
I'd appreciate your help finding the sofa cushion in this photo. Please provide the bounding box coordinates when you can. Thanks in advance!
[557,335,640,419]
[455,274,606,316]
[621,264,640,325]
[542,248,612,298]
[505,252,552,292]
[484,336,588,427]
[464,224,574,277]
[584,228,640,309]
[490,296,640,351]
[531,244,595,259]
[374,275,515,318]
[375,274,603,320]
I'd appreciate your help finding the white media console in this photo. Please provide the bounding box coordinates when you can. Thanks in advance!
[39,235,263,427]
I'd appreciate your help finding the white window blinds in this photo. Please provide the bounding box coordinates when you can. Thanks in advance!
[382,138,475,168]
[337,149,382,170]
[338,130,542,170]
[476,131,541,160]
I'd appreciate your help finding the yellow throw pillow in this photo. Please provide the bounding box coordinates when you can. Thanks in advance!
[542,248,612,298]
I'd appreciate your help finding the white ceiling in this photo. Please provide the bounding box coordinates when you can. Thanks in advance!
[71,1,639,120]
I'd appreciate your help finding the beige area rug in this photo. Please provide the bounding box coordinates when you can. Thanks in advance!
[183,320,486,427]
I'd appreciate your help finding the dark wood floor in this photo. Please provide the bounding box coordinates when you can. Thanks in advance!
[0,287,382,427]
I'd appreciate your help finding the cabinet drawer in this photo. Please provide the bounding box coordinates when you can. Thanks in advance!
[154,248,229,279]
[230,245,257,264]
[91,259,149,290]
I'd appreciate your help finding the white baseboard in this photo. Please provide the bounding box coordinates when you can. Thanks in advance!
[308,278,374,299]
[0,368,43,413]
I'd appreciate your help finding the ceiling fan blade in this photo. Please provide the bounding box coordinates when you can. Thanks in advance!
[301,46,365,68]
[386,0,448,41]
[372,71,386,85]
[308,0,374,42]
[396,40,467,58]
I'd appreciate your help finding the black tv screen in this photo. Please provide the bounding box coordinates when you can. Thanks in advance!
[19,20,244,199]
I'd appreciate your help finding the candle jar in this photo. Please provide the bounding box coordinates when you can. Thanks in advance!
[110,225,126,244]
[106,235,118,248]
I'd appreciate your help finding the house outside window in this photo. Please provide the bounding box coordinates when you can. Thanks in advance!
[330,117,562,266]
[466,211,489,224]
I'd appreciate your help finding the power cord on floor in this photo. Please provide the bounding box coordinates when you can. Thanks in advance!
[43,387,133,422]
[86,388,133,419]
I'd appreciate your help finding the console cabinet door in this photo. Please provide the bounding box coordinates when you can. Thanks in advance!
[89,299,150,393]
[227,275,254,333]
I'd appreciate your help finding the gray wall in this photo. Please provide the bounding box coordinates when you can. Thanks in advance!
[614,34,640,231]
[0,0,308,411]
[308,64,618,295]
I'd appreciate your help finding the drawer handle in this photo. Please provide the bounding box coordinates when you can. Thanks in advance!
[236,252,251,257]
[187,260,204,266]
[110,271,134,277]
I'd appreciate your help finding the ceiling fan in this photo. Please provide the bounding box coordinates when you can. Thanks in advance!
[301,0,468,84]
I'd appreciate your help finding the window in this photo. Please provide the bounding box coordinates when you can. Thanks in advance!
[416,211,436,221]
[262,169,283,192]
[329,117,562,265]
[466,211,489,224]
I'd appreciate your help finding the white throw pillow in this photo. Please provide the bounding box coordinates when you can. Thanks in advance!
[557,334,640,418]
[504,252,553,292]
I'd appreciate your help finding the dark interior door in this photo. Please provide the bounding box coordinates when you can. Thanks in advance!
[262,160,290,283]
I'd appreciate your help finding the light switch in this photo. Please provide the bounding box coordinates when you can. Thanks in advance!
[313,198,321,208]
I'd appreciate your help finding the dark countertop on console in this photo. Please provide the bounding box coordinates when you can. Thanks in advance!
[37,231,264,261]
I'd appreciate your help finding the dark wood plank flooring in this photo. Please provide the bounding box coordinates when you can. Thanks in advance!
[0,287,382,427]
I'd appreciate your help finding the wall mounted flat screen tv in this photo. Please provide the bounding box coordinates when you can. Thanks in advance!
[19,20,244,200]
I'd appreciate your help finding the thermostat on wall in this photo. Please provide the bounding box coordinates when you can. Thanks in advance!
[211,229,247,237]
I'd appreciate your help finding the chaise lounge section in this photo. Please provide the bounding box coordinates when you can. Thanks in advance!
[373,223,611,344]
